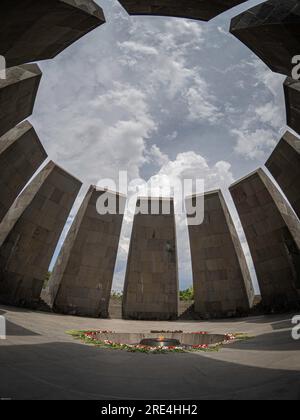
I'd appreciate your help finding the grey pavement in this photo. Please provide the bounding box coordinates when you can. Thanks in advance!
[0,305,299,400]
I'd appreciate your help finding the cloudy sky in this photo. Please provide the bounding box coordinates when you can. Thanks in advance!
[30,0,287,293]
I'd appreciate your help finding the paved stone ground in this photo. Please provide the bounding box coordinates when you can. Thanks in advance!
[0,305,299,400]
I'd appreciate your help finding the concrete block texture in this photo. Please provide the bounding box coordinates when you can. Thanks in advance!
[118,1,247,22]
[284,78,300,136]
[230,0,300,76]
[0,0,106,68]
[0,64,41,137]
[187,190,254,319]
[48,186,125,318]
[266,131,300,219]
[123,197,179,320]
[0,121,47,223]
[0,161,81,307]
[230,169,300,310]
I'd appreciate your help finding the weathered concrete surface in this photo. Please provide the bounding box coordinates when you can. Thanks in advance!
[123,197,179,320]
[0,0,105,68]
[187,190,254,319]
[230,169,300,311]
[266,131,300,219]
[0,64,41,137]
[118,0,247,21]
[48,186,125,318]
[0,161,81,307]
[0,305,299,400]
[284,78,300,136]
[109,297,195,320]
[0,121,47,224]
[230,0,300,76]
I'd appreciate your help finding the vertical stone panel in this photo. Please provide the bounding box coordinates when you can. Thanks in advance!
[48,186,125,318]
[230,0,300,76]
[284,78,300,136]
[123,197,179,320]
[230,169,300,310]
[0,161,81,307]
[0,121,47,223]
[0,64,41,137]
[187,190,254,319]
[117,1,247,22]
[0,0,105,68]
[266,131,300,219]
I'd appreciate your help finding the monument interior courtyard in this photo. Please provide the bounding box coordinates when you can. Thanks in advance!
[0,0,300,401]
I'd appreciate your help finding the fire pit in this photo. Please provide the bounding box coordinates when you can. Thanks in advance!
[139,337,181,347]
[67,330,239,353]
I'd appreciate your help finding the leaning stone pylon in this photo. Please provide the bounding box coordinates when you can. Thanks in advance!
[284,78,300,136]
[123,197,179,320]
[0,121,47,223]
[118,0,247,22]
[0,64,41,137]
[0,0,106,68]
[230,0,300,77]
[186,190,254,319]
[230,169,300,310]
[0,161,81,307]
[266,131,300,220]
[48,186,125,318]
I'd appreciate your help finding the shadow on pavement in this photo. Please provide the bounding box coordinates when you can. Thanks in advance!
[226,330,300,352]
[5,320,40,337]
[0,340,299,400]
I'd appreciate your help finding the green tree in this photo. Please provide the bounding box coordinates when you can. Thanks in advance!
[179,287,194,301]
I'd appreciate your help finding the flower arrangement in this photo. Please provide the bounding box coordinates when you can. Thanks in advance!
[224,333,236,343]
[150,330,183,334]
[103,340,185,353]
[84,330,112,338]
[66,330,248,354]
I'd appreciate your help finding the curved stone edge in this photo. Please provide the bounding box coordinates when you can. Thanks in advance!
[0,0,106,68]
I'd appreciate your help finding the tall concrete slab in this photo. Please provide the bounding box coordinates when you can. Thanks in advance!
[230,169,300,310]
[187,190,254,319]
[118,1,247,22]
[48,186,125,318]
[230,0,300,76]
[284,78,300,136]
[0,161,81,307]
[0,121,47,223]
[266,131,300,219]
[123,197,179,320]
[0,0,105,68]
[0,64,41,137]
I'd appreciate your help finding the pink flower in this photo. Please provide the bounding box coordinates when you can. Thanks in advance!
[192,344,208,349]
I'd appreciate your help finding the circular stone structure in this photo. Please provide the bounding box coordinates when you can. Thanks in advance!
[139,338,181,347]
[0,0,299,320]
[86,331,228,347]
